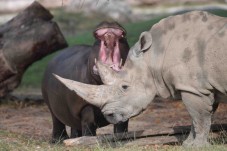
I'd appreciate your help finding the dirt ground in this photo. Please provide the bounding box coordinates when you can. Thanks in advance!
[0,91,227,143]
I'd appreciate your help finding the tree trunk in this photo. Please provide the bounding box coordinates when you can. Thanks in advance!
[0,1,67,97]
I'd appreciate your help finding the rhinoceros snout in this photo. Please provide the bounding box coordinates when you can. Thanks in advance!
[104,112,128,124]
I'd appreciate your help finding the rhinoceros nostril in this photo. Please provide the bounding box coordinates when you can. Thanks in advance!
[106,113,114,117]
[122,85,129,90]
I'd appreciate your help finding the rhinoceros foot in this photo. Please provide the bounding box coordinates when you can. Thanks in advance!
[182,138,210,148]
[51,129,69,144]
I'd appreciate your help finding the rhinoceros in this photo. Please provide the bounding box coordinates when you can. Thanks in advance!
[54,11,227,146]
[42,21,129,143]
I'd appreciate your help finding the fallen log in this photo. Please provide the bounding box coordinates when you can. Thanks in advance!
[5,93,44,106]
[64,124,227,147]
[0,1,67,97]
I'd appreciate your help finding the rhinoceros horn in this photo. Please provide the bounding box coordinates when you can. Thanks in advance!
[96,61,118,85]
[53,74,108,107]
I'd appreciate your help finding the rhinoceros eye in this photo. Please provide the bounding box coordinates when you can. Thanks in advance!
[122,85,129,90]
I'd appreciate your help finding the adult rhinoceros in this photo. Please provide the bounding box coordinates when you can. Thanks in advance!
[54,11,227,146]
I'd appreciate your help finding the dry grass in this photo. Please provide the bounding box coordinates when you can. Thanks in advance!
[1,130,227,151]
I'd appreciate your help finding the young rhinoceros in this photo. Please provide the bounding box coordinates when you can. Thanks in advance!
[55,11,227,147]
[42,21,129,143]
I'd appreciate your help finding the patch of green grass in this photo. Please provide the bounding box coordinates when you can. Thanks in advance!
[67,31,95,46]
[19,53,56,88]
[51,8,113,36]
[208,9,227,17]
[124,16,165,46]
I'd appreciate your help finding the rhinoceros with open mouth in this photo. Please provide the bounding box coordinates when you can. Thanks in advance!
[54,11,227,147]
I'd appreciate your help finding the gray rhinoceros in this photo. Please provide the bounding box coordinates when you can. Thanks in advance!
[42,21,129,143]
[54,11,227,146]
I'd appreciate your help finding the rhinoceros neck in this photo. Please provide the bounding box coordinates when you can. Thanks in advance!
[150,55,170,99]
[149,31,171,99]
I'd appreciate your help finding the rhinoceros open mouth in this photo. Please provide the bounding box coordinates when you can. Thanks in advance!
[93,27,125,73]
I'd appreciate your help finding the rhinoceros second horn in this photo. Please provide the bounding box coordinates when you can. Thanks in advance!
[96,61,118,85]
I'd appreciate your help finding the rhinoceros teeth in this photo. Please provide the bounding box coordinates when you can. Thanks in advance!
[120,58,123,67]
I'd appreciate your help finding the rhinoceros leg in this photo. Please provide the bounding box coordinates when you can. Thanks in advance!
[114,120,129,133]
[51,113,69,143]
[184,98,219,146]
[81,105,97,136]
[183,125,195,146]
[70,128,82,138]
[181,92,215,147]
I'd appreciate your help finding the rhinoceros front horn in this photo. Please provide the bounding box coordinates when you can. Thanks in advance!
[53,74,107,107]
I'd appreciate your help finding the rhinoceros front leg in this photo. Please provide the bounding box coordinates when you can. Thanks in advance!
[51,113,69,143]
[114,120,129,133]
[181,91,215,147]
[70,128,82,138]
[81,105,97,136]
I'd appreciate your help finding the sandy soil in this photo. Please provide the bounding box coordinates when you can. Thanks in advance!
[0,96,227,143]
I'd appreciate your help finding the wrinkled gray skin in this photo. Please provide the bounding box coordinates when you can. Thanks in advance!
[54,11,227,147]
[42,21,129,143]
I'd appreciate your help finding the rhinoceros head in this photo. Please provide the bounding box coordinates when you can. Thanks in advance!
[54,31,157,124]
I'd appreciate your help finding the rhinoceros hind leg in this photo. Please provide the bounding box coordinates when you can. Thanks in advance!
[70,128,82,138]
[51,113,69,143]
[81,105,97,136]
[114,120,129,133]
[181,91,214,147]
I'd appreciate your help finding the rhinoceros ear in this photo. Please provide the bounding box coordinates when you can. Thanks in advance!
[134,31,152,56]
[139,31,152,52]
